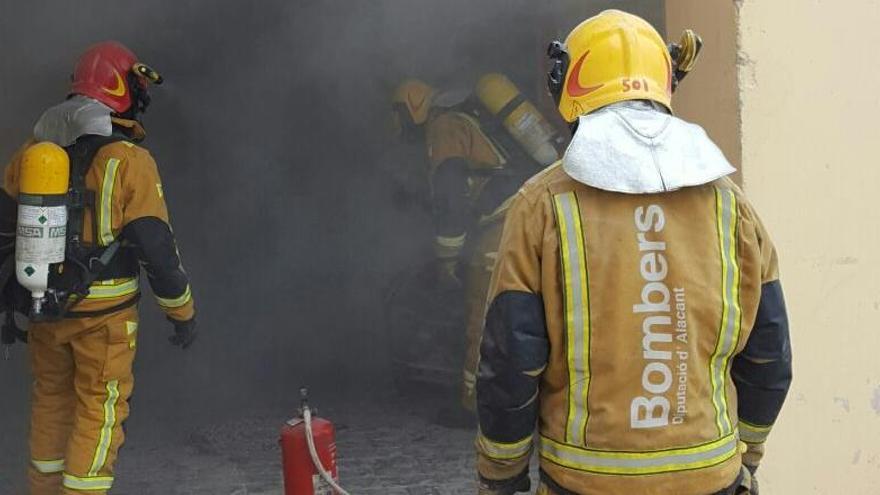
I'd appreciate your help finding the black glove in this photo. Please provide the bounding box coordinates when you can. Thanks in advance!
[167,317,197,349]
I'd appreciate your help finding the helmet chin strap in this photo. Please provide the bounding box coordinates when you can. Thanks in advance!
[119,72,151,121]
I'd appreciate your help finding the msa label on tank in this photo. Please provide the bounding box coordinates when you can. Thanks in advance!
[514,112,539,133]
[16,205,67,264]
[17,225,42,238]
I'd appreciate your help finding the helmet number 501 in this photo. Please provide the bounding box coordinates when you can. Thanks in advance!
[622,78,650,92]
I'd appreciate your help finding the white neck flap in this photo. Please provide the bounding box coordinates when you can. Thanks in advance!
[562,101,735,194]
[33,95,114,147]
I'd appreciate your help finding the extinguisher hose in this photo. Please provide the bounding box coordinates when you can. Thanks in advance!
[303,405,351,495]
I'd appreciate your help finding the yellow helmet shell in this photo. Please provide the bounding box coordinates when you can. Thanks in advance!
[20,142,70,195]
[556,10,672,123]
[392,79,436,126]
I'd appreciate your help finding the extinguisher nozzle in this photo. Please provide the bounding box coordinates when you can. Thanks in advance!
[299,387,311,416]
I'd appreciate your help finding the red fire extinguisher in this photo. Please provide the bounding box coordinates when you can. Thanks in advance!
[280,388,348,495]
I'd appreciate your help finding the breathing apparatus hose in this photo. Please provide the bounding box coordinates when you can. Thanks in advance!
[303,402,351,495]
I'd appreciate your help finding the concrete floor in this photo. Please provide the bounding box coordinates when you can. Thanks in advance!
[0,389,485,494]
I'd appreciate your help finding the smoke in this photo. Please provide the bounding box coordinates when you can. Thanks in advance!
[0,0,664,486]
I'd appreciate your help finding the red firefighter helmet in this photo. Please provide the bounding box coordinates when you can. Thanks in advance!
[71,41,163,114]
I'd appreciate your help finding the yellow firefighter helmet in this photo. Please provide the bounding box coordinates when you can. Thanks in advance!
[547,10,672,123]
[391,79,436,142]
[393,79,436,124]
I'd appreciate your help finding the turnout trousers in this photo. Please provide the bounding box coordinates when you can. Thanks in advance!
[536,469,746,495]
[27,305,139,495]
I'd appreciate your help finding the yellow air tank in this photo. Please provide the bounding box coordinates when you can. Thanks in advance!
[476,73,560,167]
[15,142,70,314]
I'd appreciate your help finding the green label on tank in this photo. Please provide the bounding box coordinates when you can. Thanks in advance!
[24,266,35,277]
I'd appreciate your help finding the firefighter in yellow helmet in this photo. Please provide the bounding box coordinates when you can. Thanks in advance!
[392,75,562,413]
[476,10,790,495]
[0,41,196,495]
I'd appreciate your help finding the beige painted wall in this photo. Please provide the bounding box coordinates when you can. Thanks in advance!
[670,1,880,493]
[737,1,880,492]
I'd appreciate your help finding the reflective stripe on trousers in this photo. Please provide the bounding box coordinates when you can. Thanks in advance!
[435,234,468,259]
[478,430,533,461]
[88,380,120,476]
[738,420,772,443]
[31,458,65,474]
[552,191,591,446]
[63,472,114,491]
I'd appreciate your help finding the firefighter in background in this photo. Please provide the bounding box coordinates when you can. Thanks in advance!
[392,75,561,411]
[476,10,790,495]
[0,41,196,494]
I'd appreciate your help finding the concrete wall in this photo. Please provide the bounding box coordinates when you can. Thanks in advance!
[669,0,880,492]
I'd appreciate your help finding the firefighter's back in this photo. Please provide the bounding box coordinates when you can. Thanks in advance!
[531,166,765,494]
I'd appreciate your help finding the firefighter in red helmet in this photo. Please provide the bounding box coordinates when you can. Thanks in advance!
[0,41,196,494]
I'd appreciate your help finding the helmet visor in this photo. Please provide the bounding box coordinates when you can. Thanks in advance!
[133,62,163,85]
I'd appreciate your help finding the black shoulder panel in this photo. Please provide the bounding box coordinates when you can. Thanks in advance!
[733,280,793,426]
[121,216,189,299]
